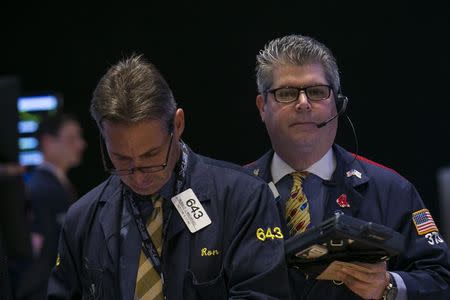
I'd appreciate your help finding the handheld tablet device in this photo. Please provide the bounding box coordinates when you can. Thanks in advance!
[285,214,405,277]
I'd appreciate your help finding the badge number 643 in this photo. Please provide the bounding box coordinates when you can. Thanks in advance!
[185,198,204,219]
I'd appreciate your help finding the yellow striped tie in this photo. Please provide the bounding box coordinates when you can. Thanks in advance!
[135,195,164,300]
[285,171,311,235]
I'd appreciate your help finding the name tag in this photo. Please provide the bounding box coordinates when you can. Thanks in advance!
[171,188,212,233]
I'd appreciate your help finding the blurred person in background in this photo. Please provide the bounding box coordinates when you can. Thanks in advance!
[18,114,86,299]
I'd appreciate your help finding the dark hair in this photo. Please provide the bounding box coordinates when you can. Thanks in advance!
[36,113,78,141]
[256,34,340,95]
[90,54,176,131]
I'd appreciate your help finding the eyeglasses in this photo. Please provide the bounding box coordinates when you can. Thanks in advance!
[101,132,174,176]
[265,85,332,103]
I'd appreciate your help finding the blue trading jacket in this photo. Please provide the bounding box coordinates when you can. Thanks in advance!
[245,144,450,299]
[48,147,290,299]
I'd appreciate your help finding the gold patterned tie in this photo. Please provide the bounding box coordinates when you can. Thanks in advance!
[135,194,164,300]
[285,171,311,236]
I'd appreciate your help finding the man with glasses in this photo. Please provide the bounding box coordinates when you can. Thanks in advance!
[48,55,290,299]
[245,34,450,299]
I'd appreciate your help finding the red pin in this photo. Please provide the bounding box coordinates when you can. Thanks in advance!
[336,194,350,208]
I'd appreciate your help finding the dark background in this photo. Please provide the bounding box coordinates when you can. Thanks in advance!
[1,1,449,227]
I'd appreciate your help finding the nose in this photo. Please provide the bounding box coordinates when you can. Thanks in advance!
[294,91,311,111]
[131,170,150,186]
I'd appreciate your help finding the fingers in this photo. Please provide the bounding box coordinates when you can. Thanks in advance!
[341,266,383,283]
[352,261,387,271]
[336,262,388,299]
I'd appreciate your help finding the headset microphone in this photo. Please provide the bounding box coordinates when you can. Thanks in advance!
[316,95,348,128]
[315,94,359,166]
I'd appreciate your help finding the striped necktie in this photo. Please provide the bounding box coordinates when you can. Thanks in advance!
[285,171,311,236]
[135,194,164,300]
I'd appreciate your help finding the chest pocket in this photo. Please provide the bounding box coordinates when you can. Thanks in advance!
[81,258,104,300]
[181,200,226,299]
[183,268,227,300]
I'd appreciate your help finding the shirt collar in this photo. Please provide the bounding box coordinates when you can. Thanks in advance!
[271,148,336,184]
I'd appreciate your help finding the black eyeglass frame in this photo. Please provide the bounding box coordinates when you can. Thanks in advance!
[265,85,333,103]
[99,132,174,176]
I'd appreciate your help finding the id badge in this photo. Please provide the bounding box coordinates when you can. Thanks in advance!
[171,188,212,233]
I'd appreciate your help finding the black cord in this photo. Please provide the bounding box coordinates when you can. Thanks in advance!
[345,115,359,166]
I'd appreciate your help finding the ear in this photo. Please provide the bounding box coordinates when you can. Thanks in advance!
[256,94,266,122]
[173,108,185,139]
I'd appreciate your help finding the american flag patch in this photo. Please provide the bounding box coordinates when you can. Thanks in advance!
[412,209,438,235]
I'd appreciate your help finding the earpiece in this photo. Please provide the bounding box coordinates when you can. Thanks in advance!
[335,94,349,114]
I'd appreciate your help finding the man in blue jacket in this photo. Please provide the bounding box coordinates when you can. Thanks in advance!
[245,34,450,299]
[48,55,290,299]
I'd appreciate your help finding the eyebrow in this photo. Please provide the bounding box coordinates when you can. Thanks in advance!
[276,82,329,88]
[110,145,161,160]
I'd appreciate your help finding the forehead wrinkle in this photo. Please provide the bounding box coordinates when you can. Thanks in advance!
[103,119,167,160]
[110,133,162,160]
[273,64,328,88]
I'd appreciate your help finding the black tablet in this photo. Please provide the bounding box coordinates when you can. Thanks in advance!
[285,214,405,277]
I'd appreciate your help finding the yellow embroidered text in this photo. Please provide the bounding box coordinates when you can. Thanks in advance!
[256,227,284,241]
[201,248,220,256]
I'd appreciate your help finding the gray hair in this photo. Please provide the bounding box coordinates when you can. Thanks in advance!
[90,54,176,131]
[256,34,340,96]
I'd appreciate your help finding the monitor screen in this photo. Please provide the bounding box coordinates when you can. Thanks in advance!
[0,76,32,258]
[17,94,62,167]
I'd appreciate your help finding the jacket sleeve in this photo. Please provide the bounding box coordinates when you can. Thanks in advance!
[387,181,450,300]
[223,182,291,299]
[47,213,82,299]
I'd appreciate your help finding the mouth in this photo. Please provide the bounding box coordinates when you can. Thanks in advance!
[289,121,316,128]
[131,184,154,196]
[134,182,152,190]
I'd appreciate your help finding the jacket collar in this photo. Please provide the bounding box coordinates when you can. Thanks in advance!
[332,144,370,188]
[248,145,370,187]
[245,149,274,183]
[247,145,371,216]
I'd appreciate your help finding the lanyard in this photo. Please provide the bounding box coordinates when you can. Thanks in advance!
[126,192,163,274]
[125,141,189,275]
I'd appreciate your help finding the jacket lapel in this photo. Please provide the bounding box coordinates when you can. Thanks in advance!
[98,177,123,270]
[244,150,274,183]
[323,145,370,219]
